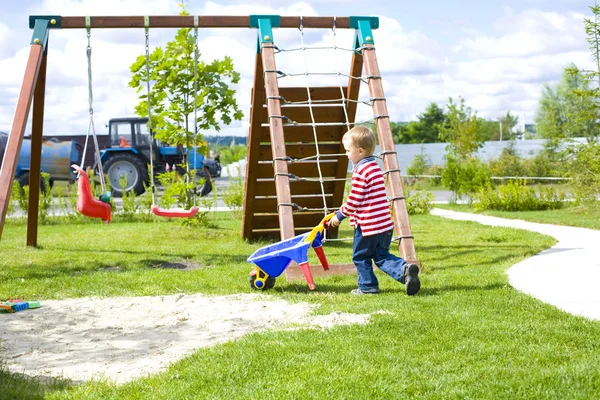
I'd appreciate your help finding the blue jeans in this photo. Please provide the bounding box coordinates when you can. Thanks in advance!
[353,226,407,291]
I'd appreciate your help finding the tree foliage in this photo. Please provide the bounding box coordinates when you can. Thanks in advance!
[129,8,243,158]
[390,103,445,144]
[439,97,485,159]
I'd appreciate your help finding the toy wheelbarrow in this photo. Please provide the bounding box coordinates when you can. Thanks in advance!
[247,213,335,291]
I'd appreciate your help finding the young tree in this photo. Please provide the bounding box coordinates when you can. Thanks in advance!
[129,10,243,157]
[439,97,485,159]
[536,65,597,147]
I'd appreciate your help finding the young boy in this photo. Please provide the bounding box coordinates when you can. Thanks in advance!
[329,126,420,295]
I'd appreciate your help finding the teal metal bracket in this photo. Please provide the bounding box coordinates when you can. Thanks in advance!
[249,15,280,54]
[29,15,62,29]
[29,16,60,53]
[350,16,379,54]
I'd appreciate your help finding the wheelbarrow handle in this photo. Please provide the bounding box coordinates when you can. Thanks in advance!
[305,212,336,244]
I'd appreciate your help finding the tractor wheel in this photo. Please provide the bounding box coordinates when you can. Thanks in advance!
[17,172,52,195]
[104,153,148,197]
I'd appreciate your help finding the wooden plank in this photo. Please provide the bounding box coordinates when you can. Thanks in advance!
[278,87,348,103]
[256,160,339,179]
[242,52,266,240]
[255,180,336,196]
[60,16,357,29]
[252,212,328,230]
[253,195,334,213]
[0,45,43,241]
[27,51,48,247]
[258,143,342,161]
[259,125,345,143]
[261,44,294,241]
[362,43,417,265]
[257,104,346,124]
[249,227,327,240]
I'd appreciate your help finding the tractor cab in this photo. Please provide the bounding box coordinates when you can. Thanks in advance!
[101,117,219,198]
[107,117,153,159]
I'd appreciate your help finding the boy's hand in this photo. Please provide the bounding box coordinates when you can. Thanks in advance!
[328,215,340,228]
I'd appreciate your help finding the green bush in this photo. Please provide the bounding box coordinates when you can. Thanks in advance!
[405,189,434,215]
[473,180,566,211]
[441,155,491,201]
[223,166,244,217]
[406,150,432,177]
[488,141,526,178]
[216,143,247,165]
[565,142,600,203]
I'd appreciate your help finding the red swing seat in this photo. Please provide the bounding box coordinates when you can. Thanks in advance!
[71,165,111,224]
[151,205,199,218]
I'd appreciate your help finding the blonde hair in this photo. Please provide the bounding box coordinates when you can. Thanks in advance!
[343,126,376,155]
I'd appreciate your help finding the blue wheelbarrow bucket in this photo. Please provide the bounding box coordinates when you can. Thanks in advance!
[247,233,312,278]
[247,213,335,291]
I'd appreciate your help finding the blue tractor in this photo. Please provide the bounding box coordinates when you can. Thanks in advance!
[100,117,220,197]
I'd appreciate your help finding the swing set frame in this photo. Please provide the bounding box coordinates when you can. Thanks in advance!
[0,15,417,282]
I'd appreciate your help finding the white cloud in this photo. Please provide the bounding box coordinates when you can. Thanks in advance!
[454,9,588,59]
[0,1,596,138]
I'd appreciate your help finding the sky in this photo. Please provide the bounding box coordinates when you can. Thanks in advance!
[0,0,596,138]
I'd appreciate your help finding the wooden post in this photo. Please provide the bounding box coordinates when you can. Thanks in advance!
[0,45,44,240]
[260,44,294,240]
[362,44,418,264]
[26,50,48,247]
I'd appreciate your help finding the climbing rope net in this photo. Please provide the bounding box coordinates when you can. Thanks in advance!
[264,17,398,242]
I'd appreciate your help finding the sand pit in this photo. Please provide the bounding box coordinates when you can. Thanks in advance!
[1,293,371,384]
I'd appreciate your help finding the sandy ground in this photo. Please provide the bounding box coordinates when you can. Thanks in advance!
[1,293,374,384]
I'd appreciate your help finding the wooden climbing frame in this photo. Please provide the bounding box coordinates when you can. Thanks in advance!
[0,15,417,275]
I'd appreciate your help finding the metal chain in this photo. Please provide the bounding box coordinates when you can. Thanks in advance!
[192,16,199,206]
[82,21,107,194]
[144,17,156,206]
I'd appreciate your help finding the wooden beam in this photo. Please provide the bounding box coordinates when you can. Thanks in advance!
[279,86,348,103]
[258,125,345,143]
[0,45,43,240]
[59,16,358,30]
[261,44,294,240]
[27,50,48,247]
[362,44,418,264]
[252,212,329,230]
[253,195,334,213]
[255,180,336,196]
[258,104,346,124]
[258,143,342,161]
[255,160,339,179]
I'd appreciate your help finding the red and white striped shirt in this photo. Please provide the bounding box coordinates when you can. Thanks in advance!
[337,156,394,236]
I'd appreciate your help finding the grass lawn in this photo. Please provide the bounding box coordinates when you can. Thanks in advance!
[436,203,600,230]
[1,212,599,399]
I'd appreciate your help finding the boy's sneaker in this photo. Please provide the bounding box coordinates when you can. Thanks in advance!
[350,288,380,295]
[404,263,420,296]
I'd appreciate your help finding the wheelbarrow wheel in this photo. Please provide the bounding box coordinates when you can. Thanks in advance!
[249,269,276,290]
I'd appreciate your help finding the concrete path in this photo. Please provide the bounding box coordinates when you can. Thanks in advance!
[431,208,600,321]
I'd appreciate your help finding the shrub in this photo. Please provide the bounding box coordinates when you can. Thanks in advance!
[406,150,432,177]
[473,180,566,211]
[565,142,600,203]
[442,155,491,201]
[488,141,526,178]
[223,165,244,217]
[405,189,434,215]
